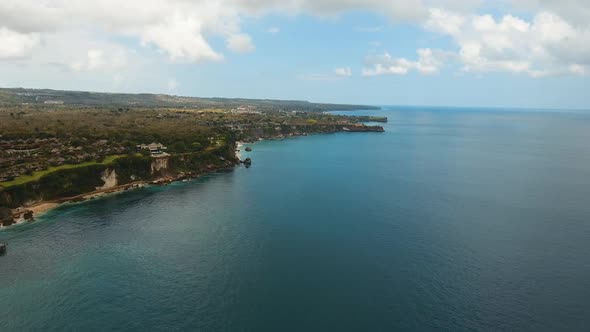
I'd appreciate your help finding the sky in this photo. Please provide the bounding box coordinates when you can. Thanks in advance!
[1,0,589,109]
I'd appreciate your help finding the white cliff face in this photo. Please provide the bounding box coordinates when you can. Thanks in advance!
[98,169,118,190]
[151,156,170,175]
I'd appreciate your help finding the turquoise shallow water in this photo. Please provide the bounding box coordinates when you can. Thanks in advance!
[1,106,590,331]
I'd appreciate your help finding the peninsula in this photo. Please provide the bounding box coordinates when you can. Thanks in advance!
[0,88,385,227]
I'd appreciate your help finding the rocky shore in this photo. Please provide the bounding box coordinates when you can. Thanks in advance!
[1,182,147,229]
[1,122,385,230]
[1,163,238,229]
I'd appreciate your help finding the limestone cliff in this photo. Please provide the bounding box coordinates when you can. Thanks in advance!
[151,156,170,176]
[97,168,118,190]
[0,152,234,210]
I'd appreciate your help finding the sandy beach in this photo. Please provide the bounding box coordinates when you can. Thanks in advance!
[236,142,244,160]
[1,202,58,229]
[28,202,59,216]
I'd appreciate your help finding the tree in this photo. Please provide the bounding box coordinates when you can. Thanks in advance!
[172,141,187,152]
[191,142,203,151]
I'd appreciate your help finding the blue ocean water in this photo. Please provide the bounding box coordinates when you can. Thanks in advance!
[1,106,590,331]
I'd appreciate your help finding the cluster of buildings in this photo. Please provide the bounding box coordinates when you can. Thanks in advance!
[230,105,261,115]
[137,143,168,157]
[43,100,64,105]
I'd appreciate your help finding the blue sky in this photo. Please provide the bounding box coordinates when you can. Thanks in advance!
[0,1,589,109]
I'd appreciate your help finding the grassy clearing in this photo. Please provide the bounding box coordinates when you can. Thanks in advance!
[206,138,226,151]
[0,154,126,188]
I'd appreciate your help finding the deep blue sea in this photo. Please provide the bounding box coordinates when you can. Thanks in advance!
[1,106,590,331]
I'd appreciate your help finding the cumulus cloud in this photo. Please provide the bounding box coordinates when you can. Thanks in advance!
[140,13,224,62]
[363,48,452,76]
[425,8,590,77]
[0,0,588,80]
[0,0,240,63]
[0,28,40,59]
[0,0,441,65]
[0,0,486,61]
[508,0,590,27]
[0,2,64,33]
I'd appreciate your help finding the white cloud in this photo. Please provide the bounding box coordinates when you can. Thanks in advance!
[335,67,353,77]
[0,0,429,65]
[140,12,224,62]
[226,33,256,53]
[425,8,465,35]
[0,0,478,64]
[0,27,40,59]
[425,8,590,77]
[0,0,588,80]
[363,48,452,76]
[0,1,239,63]
[267,26,280,34]
[30,31,133,73]
[508,0,590,27]
[0,2,64,33]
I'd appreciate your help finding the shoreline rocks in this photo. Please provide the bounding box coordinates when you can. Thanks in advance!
[1,159,240,230]
[0,207,14,227]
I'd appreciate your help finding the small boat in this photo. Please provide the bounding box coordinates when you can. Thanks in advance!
[0,243,6,256]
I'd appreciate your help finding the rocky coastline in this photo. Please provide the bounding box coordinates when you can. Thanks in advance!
[1,160,239,229]
[1,122,385,230]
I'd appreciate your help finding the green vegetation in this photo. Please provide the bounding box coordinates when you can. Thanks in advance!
[111,155,153,184]
[0,155,125,188]
[206,138,226,151]
[0,88,385,210]
[1,164,108,208]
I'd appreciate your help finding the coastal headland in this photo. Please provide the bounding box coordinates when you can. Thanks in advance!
[0,88,385,228]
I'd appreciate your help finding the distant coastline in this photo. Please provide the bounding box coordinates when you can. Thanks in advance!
[0,87,380,113]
